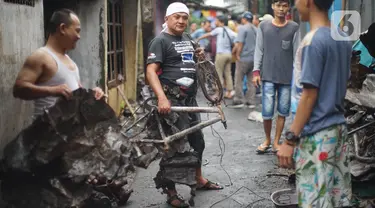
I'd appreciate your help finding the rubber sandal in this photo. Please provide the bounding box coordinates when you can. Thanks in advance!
[167,195,190,208]
[197,180,224,190]
[256,144,271,154]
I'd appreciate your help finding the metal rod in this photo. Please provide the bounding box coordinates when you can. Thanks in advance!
[348,121,375,135]
[122,112,150,130]
[170,106,220,113]
[129,138,164,143]
[128,117,222,144]
[165,117,222,143]
[134,144,143,157]
[117,86,137,119]
[155,112,166,139]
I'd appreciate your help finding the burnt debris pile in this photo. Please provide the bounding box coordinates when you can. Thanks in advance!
[0,88,135,208]
[345,49,375,198]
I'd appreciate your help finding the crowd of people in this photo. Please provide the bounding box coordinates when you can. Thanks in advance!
[147,0,353,207]
[10,0,353,207]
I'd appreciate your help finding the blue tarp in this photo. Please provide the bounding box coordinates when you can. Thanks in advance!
[353,40,375,68]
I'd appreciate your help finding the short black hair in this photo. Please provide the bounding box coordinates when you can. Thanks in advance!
[272,0,290,5]
[47,9,77,34]
[313,0,334,11]
[236,15,242,24]
[201,20,210,25]
[217,15,228,26]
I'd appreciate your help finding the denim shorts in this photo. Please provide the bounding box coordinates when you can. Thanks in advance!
[261,81,291,119]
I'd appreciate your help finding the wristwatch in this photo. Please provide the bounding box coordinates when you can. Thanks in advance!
[285,131,299,143]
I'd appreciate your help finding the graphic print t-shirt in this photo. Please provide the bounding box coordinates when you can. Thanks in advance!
[291,27,351,136]
[147,32,197,95]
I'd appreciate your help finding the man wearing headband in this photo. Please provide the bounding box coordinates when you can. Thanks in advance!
[146,2,223,207]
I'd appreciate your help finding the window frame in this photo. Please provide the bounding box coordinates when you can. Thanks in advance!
[107,0,126,89]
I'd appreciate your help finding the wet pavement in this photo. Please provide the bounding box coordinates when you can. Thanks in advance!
[124,92,294,208]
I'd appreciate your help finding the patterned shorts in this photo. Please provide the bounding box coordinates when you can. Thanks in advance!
[294,124,352,208]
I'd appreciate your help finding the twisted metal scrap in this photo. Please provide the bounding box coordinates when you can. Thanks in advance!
[0,88,134,208]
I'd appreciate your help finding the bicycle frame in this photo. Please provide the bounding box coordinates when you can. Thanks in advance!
[128,104,227,150]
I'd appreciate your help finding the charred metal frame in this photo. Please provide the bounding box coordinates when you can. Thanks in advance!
[127,104,227,150]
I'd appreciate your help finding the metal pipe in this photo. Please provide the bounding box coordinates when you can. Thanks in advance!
[121,112,150,130]
[128,138,164,143]
[165,117,222,143]
[128,117,222,144]
[348,121,375,135]
[170,106,220,113]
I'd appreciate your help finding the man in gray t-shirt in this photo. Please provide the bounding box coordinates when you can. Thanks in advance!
[252,0,300,154]
[196,15,237,99]
[228,11,257,108]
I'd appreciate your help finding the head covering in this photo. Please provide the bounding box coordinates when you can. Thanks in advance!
[242,11,253,21]
[161,22,168,33]
[166,2,190,17]
[259,14,273,21]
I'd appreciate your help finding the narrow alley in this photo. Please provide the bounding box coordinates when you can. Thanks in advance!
[125,93,293,208]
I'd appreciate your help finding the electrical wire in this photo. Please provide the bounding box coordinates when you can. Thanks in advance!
[204,108,233,186]
[209,185,272,208]
[210,125,233,186]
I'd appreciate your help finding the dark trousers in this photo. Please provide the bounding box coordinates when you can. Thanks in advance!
[169,97,205,163]
[163,97,205,190]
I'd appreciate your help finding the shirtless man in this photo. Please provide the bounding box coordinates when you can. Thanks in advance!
[13,9,104,115]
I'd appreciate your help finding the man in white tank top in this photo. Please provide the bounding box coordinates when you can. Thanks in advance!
[13,9,104,116]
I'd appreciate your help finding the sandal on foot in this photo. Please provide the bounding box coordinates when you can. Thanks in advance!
[167,195,189,208]
[197,180,224,190]
[256,144,271,154]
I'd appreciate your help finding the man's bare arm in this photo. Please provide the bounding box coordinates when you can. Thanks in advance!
[196,33,212,42]
[236,42,244,60]
[146,63,167,101]
[13,50,66,100]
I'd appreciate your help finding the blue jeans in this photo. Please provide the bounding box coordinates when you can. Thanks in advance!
[261,81,291,120]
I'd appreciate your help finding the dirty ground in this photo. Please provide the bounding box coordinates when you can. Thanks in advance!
[124,92,294,208]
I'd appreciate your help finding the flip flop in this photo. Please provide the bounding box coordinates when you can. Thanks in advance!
[256,144,271,154]
[197,180,224,190]
[167,195,190,208]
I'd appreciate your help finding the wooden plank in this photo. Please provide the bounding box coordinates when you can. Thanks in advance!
[123,0,138,101]
[117,86,137,119]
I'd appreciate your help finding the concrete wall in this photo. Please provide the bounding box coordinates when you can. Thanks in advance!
[69,0,105,89]
[0,1,45,153]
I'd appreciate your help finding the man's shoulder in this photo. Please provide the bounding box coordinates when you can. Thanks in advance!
[287,20,299,28]
[259,20,272,29]
[151,33,166,42]
[28,48,52,63]
[237,25,246,32]
[149,33,169,48]
[306,28,336,46]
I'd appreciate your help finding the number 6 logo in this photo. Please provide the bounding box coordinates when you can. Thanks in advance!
[331,10,361,41]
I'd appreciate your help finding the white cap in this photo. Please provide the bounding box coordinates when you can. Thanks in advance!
[259,14,273,21]
[166,2,189,17]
